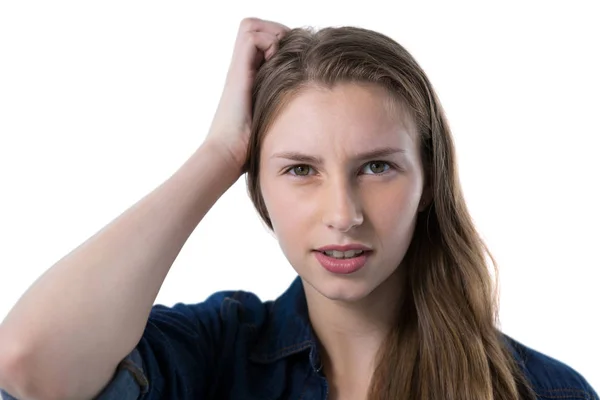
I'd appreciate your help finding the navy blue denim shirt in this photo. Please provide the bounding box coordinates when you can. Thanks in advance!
[2,277,597,399]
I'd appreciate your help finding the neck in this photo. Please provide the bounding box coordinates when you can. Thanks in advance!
[302,268,404,389]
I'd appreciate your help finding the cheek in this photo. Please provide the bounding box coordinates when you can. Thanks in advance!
[261,179,306,243]
[264,199,311,265]
[364,184,421,236]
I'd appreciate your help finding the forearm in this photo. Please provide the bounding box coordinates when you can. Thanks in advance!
[0,139,241,399]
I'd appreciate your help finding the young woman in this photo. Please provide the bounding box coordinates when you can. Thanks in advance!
[0,17,596,400]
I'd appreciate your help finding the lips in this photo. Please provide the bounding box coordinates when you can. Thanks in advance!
[315,243,372,252]
[314,249,370,274]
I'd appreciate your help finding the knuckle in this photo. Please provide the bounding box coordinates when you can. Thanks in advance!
[240,17,260,31]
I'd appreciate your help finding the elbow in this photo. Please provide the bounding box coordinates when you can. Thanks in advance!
[0,336,32,399]
[0,334,65,400]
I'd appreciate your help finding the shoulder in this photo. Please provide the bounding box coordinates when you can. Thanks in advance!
[151,288,270,327]
[504,335,598,399]
[92,288,273,400]
[140,288,271,356]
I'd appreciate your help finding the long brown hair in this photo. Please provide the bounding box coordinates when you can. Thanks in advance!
[244,26,536,400]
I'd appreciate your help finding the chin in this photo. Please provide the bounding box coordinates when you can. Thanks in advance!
[307,272,378,303]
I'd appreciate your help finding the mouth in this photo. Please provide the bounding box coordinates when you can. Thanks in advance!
[313,249,372,274]
[316,249,368,259]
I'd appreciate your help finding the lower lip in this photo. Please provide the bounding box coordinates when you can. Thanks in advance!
[313,251,370,274]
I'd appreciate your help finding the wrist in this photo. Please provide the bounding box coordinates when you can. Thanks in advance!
[200,138,247,175]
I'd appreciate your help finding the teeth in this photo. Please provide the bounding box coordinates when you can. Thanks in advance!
[323,250,364,259]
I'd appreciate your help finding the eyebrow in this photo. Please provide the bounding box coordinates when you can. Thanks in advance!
[271,146,406,164]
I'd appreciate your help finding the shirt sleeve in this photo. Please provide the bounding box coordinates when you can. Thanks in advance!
[0,350,147,400]
[94,347,149,399]
[0,351,147,400]
[97,291,231,400]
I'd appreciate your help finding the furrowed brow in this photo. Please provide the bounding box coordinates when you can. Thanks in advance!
[271,147,406,164]
[352,147,406,161]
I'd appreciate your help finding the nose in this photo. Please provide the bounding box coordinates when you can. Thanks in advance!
[321,180,364,232]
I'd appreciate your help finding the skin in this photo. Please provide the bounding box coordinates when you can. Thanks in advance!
[259,82,430,398]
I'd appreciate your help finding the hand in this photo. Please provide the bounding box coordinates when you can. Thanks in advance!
[204,17,290,172]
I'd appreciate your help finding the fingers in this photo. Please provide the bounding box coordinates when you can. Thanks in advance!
[224,17,289,88]
[245,31,280,61]
[229,18,289,75]
[237,17,289,61]
[238,17,290,38]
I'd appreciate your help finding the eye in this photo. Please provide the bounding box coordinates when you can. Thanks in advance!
[283,161,394,178]
[362,161,391,175]
[285,164,314,177]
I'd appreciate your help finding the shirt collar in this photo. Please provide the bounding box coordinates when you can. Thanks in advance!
[248,276,527,380]
[249,276,322,371]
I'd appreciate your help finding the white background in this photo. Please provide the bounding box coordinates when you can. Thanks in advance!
[1,0,598,391]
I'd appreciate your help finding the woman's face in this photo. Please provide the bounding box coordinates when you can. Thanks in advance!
[259,82,427,302]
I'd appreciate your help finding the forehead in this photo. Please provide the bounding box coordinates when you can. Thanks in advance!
[261,82,418,155]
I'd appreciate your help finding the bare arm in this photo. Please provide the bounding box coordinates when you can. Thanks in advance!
[0,17,289,400]
[0,139,241,400]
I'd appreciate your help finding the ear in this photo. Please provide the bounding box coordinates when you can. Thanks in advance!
[418,185,433,212]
